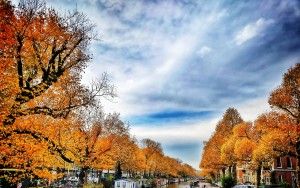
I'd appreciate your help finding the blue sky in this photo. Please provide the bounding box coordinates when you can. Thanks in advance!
[13,0,300,169]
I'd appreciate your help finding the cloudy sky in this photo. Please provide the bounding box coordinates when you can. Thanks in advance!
[14,0,300,168]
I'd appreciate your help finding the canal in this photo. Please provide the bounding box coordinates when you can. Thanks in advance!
[164,181,214,188]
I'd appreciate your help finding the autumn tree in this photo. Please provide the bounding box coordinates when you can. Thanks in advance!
[0,0,114,141]
[200,108,243,180]
[252,112,298,186]
[108,135,146,178]
[141,138,164,177]
[1,0,94,126]
[68,109,128,185]
[180,163,197,178]
[223,122,261,186]
[156,155,185,178]
[268,63,300,187]
[0,114,77,183]
[0,0,117,184]
[0,0,18,125]
[200,133,226,179]
[131,146,147,175]
[269,63,300,123]
[216,108,243,178]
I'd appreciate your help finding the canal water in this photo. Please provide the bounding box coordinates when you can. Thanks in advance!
[164,182,213,188]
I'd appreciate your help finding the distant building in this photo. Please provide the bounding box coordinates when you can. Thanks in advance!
[114,179,137,188]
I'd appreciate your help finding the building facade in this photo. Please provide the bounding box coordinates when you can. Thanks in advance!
[271,156,297,187]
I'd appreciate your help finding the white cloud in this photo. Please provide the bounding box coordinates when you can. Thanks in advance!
[130,117,220,169]
[236,97,270,122]
[234,18,274,45]
[198,46,212,58]
[76,3,228,118]
[131,117,219,147]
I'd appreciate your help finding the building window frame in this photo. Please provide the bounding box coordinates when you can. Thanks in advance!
[276,157,282,168]
[286,157,292,169]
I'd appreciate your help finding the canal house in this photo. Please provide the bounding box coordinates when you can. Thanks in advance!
[114,179,137,188]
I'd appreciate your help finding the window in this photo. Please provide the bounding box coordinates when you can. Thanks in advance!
[244,175,250,182]
[276,157,282,168]
[287,157,292,168]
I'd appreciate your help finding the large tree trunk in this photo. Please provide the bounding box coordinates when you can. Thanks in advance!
[232,164,237,180]
[228,166,232,177]
[222,168,226,178]
[256,163,262,188]
[79,167,89,185]
[97,170,102,184]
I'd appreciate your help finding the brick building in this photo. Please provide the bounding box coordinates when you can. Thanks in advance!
[235,156,297,187]
[270,156,297,187]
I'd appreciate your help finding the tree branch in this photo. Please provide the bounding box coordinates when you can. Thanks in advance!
[16,33,24,89]
[2,129,74,164]
[277,105,297,119]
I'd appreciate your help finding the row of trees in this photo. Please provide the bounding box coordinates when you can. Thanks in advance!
[0,0,196,186]
[199,63,300,187]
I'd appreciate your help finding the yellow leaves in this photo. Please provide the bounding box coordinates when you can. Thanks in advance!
[134,148,147,171]
[0,1,18,123]
[232,122,251,137]
[201,108,244,172]
[221,138,236,164]
[94,136,113,155]
[254,112,298,156]
[220,122,256,164]
[252,140,273,164]
[234,139,256,161]
[33,168,63,181]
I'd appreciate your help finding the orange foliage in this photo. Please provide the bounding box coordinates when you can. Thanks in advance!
[200,108,243,173]
[253,112,298,163]
[269,63,300,123]
[0,0,18,123]
[200,63,300,185]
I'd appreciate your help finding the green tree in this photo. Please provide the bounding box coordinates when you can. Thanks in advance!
[221,176,236,188]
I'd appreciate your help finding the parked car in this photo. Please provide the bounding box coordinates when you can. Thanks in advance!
[68,176,79,181]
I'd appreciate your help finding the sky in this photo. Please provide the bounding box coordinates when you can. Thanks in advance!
[12,0,300,169]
